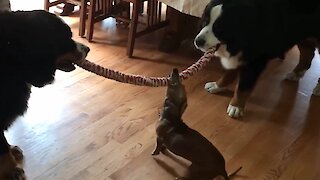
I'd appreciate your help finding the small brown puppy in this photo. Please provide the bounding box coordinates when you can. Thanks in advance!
[152,69,240,180]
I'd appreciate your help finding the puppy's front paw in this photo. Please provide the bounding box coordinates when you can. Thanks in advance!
[312,79,320,96]
[285,70,306,81]
[151,151,160,156]
[0,153,25,180]
[151,147,162,156]
[204,82,227,94]
[227,104,244,118]
[9,166,25,180]
[10,146,23,162]
[175,177,187,180]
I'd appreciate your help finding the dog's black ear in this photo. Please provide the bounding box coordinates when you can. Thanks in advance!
[170,68,180,85]
[199,0,224,29]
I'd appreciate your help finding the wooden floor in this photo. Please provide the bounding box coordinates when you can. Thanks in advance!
[6,1,320,180]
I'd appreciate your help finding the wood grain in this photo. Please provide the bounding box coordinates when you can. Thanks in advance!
[5,1,320,179]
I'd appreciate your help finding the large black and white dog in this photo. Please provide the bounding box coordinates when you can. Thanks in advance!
[0,9,89,179]
[195,0,320,118]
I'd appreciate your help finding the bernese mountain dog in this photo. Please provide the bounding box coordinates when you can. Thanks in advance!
[194,0,320,118]
[0,10,90,179]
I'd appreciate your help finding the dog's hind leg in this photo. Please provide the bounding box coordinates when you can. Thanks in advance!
[286,39,316,81]
[0,131,25,180]
[205,69,238,94]
[152,138,166,155]
[184,163,212,180]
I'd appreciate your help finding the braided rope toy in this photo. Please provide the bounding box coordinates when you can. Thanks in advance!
[74,48,215,87]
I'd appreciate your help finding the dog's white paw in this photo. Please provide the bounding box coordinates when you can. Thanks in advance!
[227,104,244,118]
[204,82,227,94]
[312,78,320,96]
[285,70,306,81]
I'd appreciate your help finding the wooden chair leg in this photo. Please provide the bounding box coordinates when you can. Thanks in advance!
[79,0,87,37]
[86,0,96,42]
[126,1,131,19]
[127,0,139,58]
[139,1,144,14]
[44,0,50,11]
[44,0,67,12]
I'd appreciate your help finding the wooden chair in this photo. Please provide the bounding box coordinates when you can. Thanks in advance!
[44,0,86,36]
[81,0,114,40]
[44,0,65,10]
[44,0,82,12]
[82,0,168,57]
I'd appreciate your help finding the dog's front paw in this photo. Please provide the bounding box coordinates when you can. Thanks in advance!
[151,151,160,156]
[9,166,25,180]
[285,70,306,81]
[0,152,25,180]
[151,147,162,156]
[204,82,227,94]
[10,146,23,162]
[312,79,320,96]
[227,104,244,118]
[175,177,188,180]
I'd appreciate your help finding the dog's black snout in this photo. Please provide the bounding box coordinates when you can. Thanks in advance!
[83,45,90,54]
[76,42,91,54]
[195,38,206,47]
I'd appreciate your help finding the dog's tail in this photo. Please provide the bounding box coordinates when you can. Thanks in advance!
[227,166,242,179]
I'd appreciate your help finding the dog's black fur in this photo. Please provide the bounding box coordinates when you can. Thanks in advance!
[209,0,319,89]
[196,0,320,117]
[0,10,89,178]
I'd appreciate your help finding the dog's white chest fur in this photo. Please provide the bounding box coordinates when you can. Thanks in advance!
[214,45,243,69]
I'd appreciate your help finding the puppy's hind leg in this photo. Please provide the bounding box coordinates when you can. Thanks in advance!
[185,163,211,180]
[152,138,166,155]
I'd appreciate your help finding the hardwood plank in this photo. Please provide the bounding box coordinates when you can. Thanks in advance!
[4,1,320,179]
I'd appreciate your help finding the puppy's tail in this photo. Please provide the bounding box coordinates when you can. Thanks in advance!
[228,166,242,179]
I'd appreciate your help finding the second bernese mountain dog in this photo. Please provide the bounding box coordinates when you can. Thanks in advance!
[194,0,320,118]
[0,10,90,179]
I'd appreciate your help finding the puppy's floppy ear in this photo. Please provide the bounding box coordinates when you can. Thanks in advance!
[213,1,256,56]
